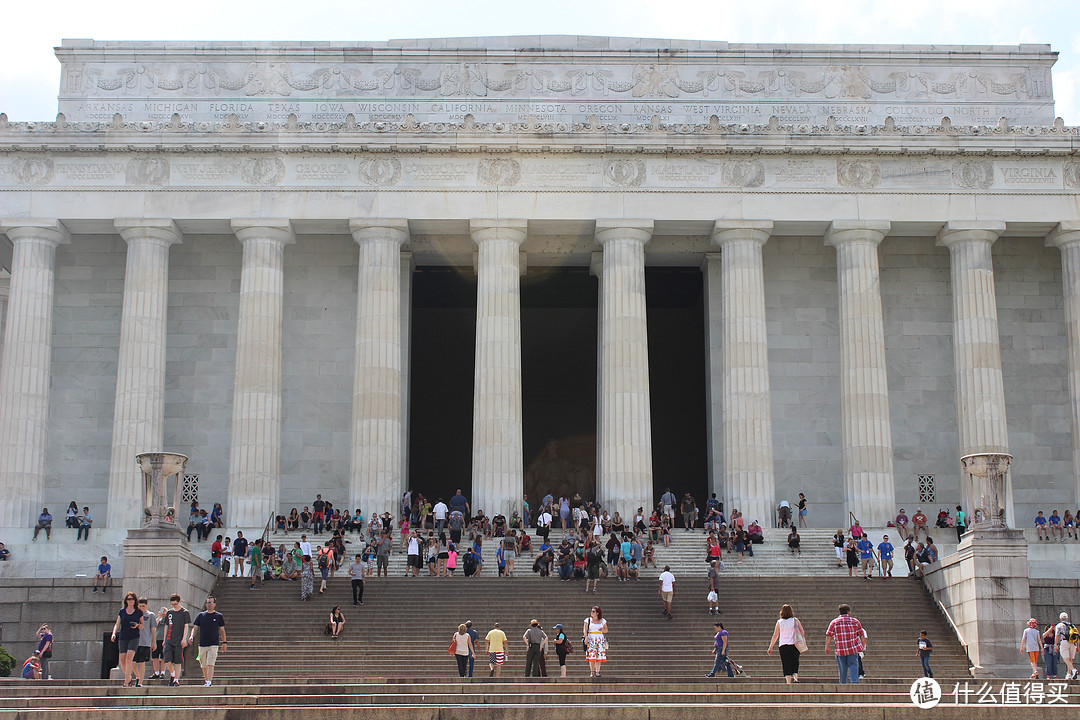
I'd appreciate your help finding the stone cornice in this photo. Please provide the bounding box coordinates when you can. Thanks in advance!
[0,113,1077,156]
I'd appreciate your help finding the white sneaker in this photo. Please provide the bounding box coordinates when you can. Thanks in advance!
[204,681,212,687]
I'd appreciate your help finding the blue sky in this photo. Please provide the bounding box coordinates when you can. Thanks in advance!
[2,0,1078,123]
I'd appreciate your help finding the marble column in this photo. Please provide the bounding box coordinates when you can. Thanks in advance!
[106,219,182,531]
[1046,222,1080,510]
[937,221,1012,524]
[0,220,69,528]
[350,220,409,517]
[825,221,896,526]
[226,220,294,529]
[470,219,527,519]
[596,220,654,518]
[702,253,724,500]
[399,251,414,498]
[590,251,605,492]
[711,221,775,526]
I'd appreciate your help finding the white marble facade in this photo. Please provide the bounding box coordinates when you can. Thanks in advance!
[1,37,1079,531]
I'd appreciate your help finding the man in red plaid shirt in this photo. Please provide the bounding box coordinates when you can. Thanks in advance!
[825,604,865,684]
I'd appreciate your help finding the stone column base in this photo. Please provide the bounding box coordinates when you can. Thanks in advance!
[122,528,219,607]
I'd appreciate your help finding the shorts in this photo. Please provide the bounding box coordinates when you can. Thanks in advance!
[151,642,163,659]
[320,567,329,580]
[881,558,894,571]
[162,642,184,664]
[587,565,599,580]
[377,555,389,569]
[133,646,151,663]
[438,552,449,560]
[1029,651,1040,662]
[488,652,505,665]
[198,645,219,668]
[861,557,875,571]
[661,590,673,603]
[505,550,516,561]
[1061,642,1077,661]
[118,636,140,654]
[408,554,422,568]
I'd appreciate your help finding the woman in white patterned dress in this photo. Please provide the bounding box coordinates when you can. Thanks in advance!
[583,606,608,678]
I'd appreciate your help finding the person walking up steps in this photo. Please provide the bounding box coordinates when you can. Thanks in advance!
[485,622,508,678]
[659,565,676,619]
[707,622,734,678]
[1021,618,1042,679]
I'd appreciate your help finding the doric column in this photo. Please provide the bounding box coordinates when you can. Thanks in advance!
[350,220,409,517]
[399,251,414,496]
[702,253,723,499]
[470,219,527,519]
[826,221,896,526]
[106,219,182,530]
[711,221,775,526]
[1047,222,1080,511]
[596,220,654,518]
[590,251,605,492]
[226,220,294,529]
[0,220,69,528]
[937,221,1012,523]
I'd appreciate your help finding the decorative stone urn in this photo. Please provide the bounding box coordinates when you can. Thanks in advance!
[136,452,189,533]
[960,453,1013,529]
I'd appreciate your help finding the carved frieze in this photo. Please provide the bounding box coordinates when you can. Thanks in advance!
[603,159,646,187]
[837,160,880,189]
[126,156,170,186]
[240,157,285,185]
[477,158,520,186]
[952,160,995,189]
[722,160,765,188]
[1063,162,1080,189]
[357,157,401,186]
[12,156,55,185]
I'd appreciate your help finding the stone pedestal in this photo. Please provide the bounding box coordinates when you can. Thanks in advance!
[924,528,1031,678]
[121,530,218,609]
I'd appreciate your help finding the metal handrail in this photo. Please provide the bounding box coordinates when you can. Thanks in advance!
[259,511,275,550]
[848,510,859,528]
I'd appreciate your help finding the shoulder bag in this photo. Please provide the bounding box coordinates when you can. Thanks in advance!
[792,620,808,653]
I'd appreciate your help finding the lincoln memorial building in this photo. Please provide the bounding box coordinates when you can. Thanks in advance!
[2,36,1080,534]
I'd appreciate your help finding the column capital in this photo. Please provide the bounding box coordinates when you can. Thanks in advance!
[0,219,71,247]
[232,218,295,246]
[936,221,1005,249]
[1046,222,1080,250]
[470,218,528,245]
[349,218,409,246]
[710,220,773,247]
[825,220,891,247]
[115,219,182,246]
[595,219,653,246]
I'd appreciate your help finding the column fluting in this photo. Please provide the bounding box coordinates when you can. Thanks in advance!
[937,221,1012,522]
[1047,222,1080,511]
[702,253,724,500]
[711,221,776,526]
[226,220,294,529]
[106,219,182,530]
[350,220,409,517]
[0,220,69,528]
[826,221,896,526]
[596,220,654,518]
[470,219,527,519]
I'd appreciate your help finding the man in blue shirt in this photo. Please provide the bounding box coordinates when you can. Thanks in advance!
[93,556,111,592]
[449,489,470,523]
[1035,511,1050,541]
[464,620,480,677]
[856,536,876,580]
[876,535,895,579]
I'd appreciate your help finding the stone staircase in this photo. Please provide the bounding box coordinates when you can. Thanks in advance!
[251,526,889,579]
[208,573,971,681]
[3,677,1076,720]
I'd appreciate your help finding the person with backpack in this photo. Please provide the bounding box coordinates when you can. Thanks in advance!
[1055,611,1079,680]
[552,623,572,677]
[316,543,333,593]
